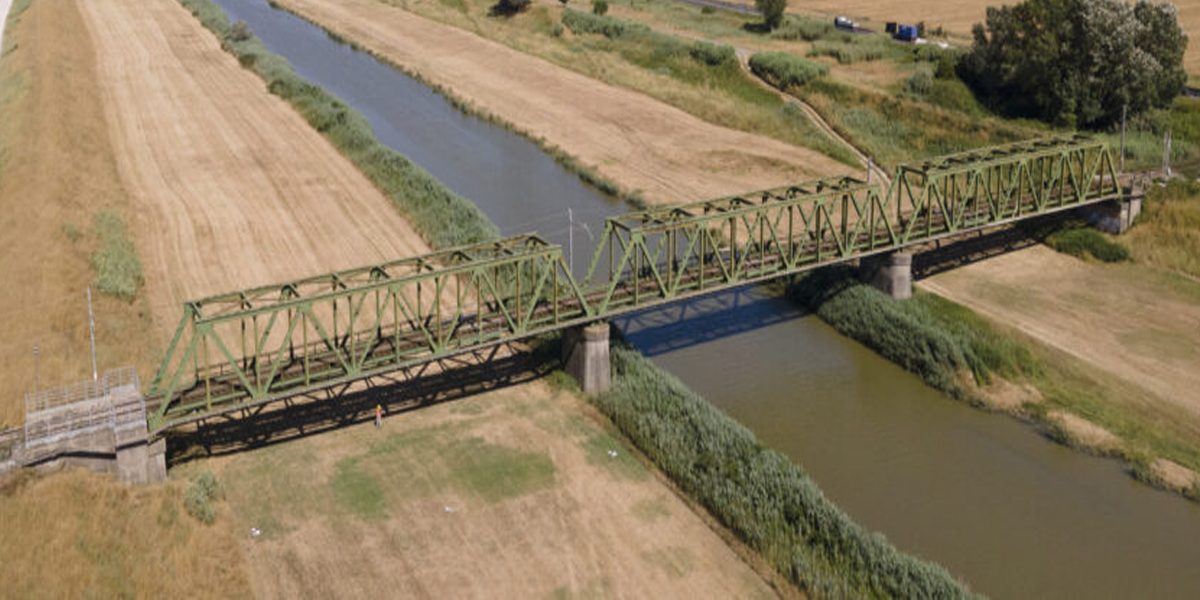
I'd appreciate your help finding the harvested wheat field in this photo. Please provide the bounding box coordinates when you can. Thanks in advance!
[189,381,779,599]
[921,246,1200,415]
[80,0,432,330]
[274,0,846,205]
[0,0,435,425]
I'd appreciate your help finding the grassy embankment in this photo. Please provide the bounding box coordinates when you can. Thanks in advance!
[176,0,969,594]
[0,0,159,427]
[788,266,1200,499]
[365,0,858,168]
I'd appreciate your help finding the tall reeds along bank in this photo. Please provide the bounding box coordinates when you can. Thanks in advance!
[786,267,1037,400]
[178,0,498,250]
[593,341,975,598]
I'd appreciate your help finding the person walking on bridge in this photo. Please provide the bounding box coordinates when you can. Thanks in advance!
[374,404,383,429]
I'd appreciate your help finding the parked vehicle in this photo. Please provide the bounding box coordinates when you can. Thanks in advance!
[894,23,919,42]
[834,15,857,31]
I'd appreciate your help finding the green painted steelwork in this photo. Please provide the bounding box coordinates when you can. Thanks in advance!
[146,135,1123,432]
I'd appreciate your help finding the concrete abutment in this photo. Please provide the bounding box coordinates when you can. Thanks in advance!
[859,251,913,300]
[562,321,612,394]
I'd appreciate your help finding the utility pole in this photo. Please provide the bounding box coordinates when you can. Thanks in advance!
[1119,104,1127,173]
[568,208,574,276]
[87,287,97,382]
[32,344,40,393]
[1164,129,1173,178]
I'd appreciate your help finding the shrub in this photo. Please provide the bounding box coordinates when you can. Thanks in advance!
[1045,228,1131,262]
[179,0,497,250]
[491,0,531,15]
[754,0,787,30]
[700,5,715,14]
[184,471,221,525]
[748,52,827,90]
[591,0,607,15]
[807,41,884,64]
[561,8,645,38]
[905,66,934,95]
[592,341,974,597]
[227,20,252,43]
[771,15,834,41]
[91,211,143,301]
[687,40,736,66]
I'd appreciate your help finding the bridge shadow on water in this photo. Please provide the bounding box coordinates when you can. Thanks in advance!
[613,285,809,358]
[166,344,556,467]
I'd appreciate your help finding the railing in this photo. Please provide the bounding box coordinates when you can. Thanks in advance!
[145,135,1124,432]
[24,368,141,449]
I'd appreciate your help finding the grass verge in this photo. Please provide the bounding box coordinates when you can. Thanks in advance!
[591,339,974,598]
[180,0,498,249]
[92,210,144,301]
[1125,179,1200,278]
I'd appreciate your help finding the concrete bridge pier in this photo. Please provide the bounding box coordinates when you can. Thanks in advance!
[859,251,913,300]
[562,321,612,394]
[1087,178,1145,234]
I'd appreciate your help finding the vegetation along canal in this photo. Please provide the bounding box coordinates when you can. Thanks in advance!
[214,0,1200,596]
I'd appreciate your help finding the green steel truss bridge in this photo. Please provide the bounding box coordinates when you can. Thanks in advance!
[146,135,1124,433]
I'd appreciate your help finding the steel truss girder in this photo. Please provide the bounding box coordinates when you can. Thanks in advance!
[146,135,1124,432]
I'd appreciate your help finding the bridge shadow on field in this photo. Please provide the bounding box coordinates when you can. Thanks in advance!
[166,344,555,467]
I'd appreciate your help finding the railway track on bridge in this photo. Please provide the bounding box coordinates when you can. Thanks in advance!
[145,135,1127,434]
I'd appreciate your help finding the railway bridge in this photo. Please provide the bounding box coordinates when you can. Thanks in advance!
[6,135,1138,481]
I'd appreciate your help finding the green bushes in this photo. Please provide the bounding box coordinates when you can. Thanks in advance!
[905,66,934,95]
[748,52,827,90]
[591,0,608,15]
[592,341,973,598]
[562,9,645,38]
[184,471,221,525]
[178,0,498,250]
[687,39,736,66]
[771,15,834,41]
[808,41,883,64]
[562,10,736,70]
[91,211,143,301]
[1045,228,1131,263]
[788,267,1038,393]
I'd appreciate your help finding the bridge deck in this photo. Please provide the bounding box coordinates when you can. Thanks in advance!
[146,135,1125,433]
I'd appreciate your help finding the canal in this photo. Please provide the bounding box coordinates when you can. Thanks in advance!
[209,0,1200,596]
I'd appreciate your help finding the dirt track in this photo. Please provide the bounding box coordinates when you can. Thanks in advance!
[274,0,846,205]
[79,0,432,336]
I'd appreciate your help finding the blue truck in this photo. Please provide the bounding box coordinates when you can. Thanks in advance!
[894,23,919,42]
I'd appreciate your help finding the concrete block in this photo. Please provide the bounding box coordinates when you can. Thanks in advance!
[859,251,913,300]
[562,322,612,394]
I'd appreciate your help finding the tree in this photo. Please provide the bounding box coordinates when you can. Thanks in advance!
[960,0,1187,128]
[490,0,530,16]
[755,0,787,30]
[592,0,608,15]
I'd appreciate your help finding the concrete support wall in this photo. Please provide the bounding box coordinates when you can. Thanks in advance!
[562,322,612,394]
[859,251,913,300]
[1086,179,1145,234]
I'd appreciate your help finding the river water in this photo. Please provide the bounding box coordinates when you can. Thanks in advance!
[209,0,1200,596]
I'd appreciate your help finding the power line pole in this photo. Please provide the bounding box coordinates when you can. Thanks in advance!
[568,208,574,275]
[1164,129,1173,178]
[32,344,40,393]
[87,287,97,382]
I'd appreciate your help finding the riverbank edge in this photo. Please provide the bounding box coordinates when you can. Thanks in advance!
[179,0,971,595]
[785,270,1200,503]
[267,0,650,208]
